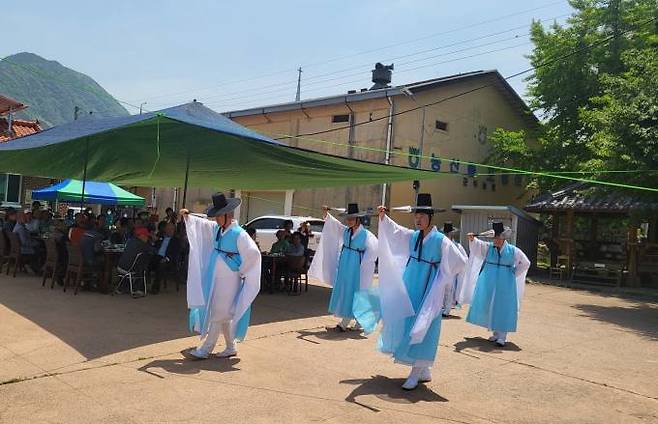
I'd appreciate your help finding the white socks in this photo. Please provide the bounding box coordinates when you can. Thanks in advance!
[403,366,431,390]
[339,317,352,330]
[221,321,236,351]
[492,331,507,346]
[193,321,236,358]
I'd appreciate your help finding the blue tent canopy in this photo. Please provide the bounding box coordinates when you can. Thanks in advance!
[32,179,145,206]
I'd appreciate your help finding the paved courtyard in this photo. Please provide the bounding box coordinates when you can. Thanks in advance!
[0,274,657,423]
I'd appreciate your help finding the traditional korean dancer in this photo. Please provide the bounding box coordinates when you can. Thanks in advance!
[375,194,466,390]
[309,203,378,331]
[182,192,261,359]
[459,222,530,347]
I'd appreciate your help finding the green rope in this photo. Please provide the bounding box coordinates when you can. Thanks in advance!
[271,132,658,193]
[476,169,658,176]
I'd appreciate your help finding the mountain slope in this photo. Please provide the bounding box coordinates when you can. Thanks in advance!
[0,52,129,127]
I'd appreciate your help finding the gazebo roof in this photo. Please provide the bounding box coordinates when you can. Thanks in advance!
[525,183,658,214]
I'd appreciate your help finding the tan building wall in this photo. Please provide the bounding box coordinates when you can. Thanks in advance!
[152,72,535,230]
[387,75,534,226]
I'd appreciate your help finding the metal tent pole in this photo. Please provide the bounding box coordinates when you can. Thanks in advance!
[80,137,90,210]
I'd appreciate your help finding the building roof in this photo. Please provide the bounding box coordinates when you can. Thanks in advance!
[525,183,658,214]
[224,69,538,127]
[0,117,42,142]
[452,204,541,224]
[0,95,27,116]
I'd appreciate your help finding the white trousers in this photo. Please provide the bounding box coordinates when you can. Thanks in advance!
[197,320,234,355]
[493,331,508,342]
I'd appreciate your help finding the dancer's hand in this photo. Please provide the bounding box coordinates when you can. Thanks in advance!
[179,209,190,219]
[377,206,387,220]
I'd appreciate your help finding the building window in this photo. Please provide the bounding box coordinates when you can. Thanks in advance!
[0,174,22,205]
[332,114,350,123]
[435,120,448,131]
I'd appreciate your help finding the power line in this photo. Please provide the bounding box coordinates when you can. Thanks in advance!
[278,15,657,140]
[148,16,562,108]
[134,1,569,105]
[204,41,533,111]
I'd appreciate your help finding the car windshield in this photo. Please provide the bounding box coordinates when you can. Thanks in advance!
[307,220,324,232]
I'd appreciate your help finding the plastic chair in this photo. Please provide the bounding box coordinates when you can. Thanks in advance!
[115,252,152,298]
[64,244,96,295]
[285,255,308,295]
[42,238,62,289]
[6,231,24,278]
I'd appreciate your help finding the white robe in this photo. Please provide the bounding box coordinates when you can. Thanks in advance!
[308,212,378,290]
[185,215,261,337]
[457,237,530,309]
[443,240,468,311]
[378,215,467,345]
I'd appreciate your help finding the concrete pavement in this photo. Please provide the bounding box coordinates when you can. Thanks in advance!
[0,275,657,423]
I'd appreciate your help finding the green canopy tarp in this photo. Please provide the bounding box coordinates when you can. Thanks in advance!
[32,179,145,206]
[0,102,442,190]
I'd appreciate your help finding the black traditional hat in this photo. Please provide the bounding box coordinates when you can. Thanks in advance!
[338,203,368,218]
[205,192,241,217]
[442,221,459,235]
[408,193,445,214]
[478,221,512,238]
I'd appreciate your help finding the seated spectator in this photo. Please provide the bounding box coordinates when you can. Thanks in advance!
[117,227,155,295]
[31,201,42,215]
[164,207,177,224]
[64,209,75,227]
[3,208,17,232]
[69,214,88,246]
[80,221,105,272]
[285,232,305,257]
[38,210,53,234]
[281,219,294,241]
[51,221,69,286]
[297,221,314,249]
[13,212,44,274]
[24,210,40,233]
[270,230,290,254]
[110,217,132,245]
[156,220,167,238]
[150,223,182,294]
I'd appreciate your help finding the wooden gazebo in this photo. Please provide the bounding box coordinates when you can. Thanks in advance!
[525,183,658,287]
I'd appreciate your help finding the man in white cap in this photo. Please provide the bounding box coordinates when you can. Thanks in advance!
[459,222,530,346]
[441,222,467,317]
[375,193,466,390]
[181,192,261,359]
[309,203,378,332]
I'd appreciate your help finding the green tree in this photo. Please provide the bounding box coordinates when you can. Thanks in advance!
[581,47,658,188]
[490,0,658,192]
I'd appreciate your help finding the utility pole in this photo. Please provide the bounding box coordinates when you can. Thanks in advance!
[295,67,302,102]
[139,102,147,115]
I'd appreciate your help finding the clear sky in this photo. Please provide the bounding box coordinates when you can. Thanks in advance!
[4,0,573,114]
